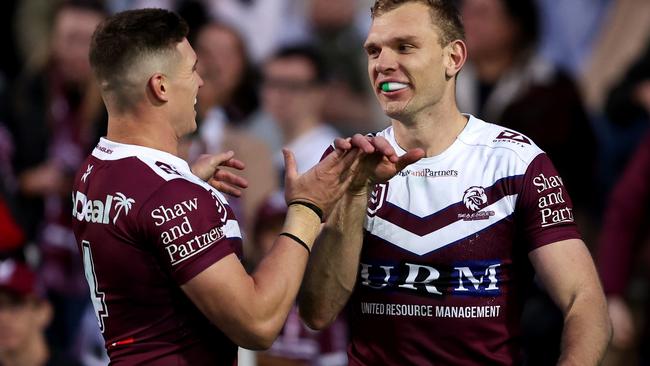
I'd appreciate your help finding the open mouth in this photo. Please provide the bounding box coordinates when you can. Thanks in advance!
[379,81,409,93]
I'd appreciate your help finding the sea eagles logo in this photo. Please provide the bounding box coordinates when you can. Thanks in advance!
[463,186,488,212]
[367,183,388,217]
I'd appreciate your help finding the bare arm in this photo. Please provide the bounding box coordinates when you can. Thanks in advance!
[529,239,612,366]
[182,213,315,350]
[181,148,360,349]
[299,135,424,329]
[299,189,368,330]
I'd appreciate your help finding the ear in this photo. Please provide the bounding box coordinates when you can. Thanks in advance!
[444,40,467,80]
[147,73,170,103]
[34,300,53,330]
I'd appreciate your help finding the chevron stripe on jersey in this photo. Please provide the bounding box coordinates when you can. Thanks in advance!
[349,114,582,366]
[364,115,540,256]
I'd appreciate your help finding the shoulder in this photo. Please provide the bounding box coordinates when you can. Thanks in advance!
[459,115,544,165]
[95,152,222,214]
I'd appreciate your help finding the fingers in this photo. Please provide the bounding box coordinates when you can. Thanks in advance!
[209,179,243,197]
[396,148,425,171]
[191,151,236,181]
[340,147,362,168]
[369,136,398,163]
[207,151,235,167]
[283,148,298,184]
[333,137,352,151]
[213,169,248,189]
[220,157,245,171]
[349,134,375,154]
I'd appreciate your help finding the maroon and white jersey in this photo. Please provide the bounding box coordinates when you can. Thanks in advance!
[71,138,242,365]
[348,115,581,365]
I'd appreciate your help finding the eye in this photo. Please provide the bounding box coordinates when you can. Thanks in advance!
[365,47,380,59]
[398,44,414,53]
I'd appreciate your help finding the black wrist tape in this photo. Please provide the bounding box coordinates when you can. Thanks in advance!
[279,232,311,254]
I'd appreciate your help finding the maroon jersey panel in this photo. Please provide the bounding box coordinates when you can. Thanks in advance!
[516,153,582,251]
[137,178,242,285]
[345,116,582,365]
[71,139,241,365]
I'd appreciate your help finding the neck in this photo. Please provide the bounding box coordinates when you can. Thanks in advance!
[472,50,517,84]
[0,334,49,366]
[392,99,467,157]
[282,115,320,144]
[106,107,181,156]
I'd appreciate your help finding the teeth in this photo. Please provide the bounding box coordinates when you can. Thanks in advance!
[194,98,197,105]
[381,82,408,92]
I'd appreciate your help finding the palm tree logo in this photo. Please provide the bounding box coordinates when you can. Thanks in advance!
[113,192,135,224]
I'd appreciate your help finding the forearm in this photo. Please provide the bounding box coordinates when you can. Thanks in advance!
[530,240,612,366]
[245,204,321,344]
[299,190,368,329]
[557,287,611,365]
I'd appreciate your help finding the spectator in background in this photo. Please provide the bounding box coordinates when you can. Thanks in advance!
[0,123,24,257]
[7,0,106,359]
[598,113,650,365]
[188,22,277,249]
[0,259,80,366]
[578,0,650,114]
[206,0,307,63]
[305,0,380,134]
[594,39,650,197]
[457,0,596,219]
[260,45,339,178]
[251,192,348,366]
[457,0,598,364]
[605,40,650,133]
[534,0,611,76]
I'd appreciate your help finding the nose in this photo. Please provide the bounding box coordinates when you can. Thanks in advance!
[375,49,398,74]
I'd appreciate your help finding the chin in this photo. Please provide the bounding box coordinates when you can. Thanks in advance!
[383,106,407,120]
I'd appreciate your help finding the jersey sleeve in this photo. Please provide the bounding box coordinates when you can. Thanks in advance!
[137,178,242,285]
[516,153,582,251]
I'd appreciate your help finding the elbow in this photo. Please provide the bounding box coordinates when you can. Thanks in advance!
[235,319,281,350]
[298,306,333,331]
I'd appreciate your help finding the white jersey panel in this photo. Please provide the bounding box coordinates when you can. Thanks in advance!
[365,115,543,255]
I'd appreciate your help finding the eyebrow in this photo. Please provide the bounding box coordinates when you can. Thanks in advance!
[393,35,418,44]
[364,35,419,50]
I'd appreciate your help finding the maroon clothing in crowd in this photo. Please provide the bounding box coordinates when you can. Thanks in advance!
[598,131,650,296]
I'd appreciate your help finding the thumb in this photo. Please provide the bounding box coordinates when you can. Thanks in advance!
[283,148,298,183]
[396,148,425,171]
[191,151,235,181]
[209,150,235,167]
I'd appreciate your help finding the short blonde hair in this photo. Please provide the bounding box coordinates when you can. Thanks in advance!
[371,0,465,45]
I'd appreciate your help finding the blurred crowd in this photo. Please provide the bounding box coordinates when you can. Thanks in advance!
[0,0,649,365]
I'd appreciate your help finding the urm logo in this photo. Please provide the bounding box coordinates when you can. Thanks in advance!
[359,260,501,297]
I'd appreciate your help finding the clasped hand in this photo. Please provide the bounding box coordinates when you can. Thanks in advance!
[333,134,425,194]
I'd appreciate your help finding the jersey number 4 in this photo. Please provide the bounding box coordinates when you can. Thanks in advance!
[82,240,109,333]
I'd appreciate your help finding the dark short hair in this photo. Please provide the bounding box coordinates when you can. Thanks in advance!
[371,0,464,45]
[89,8,189,89]
[268,44,329,83]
